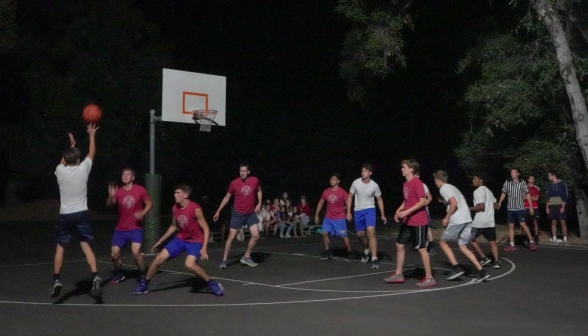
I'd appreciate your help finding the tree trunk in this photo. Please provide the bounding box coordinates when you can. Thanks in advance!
[575,188,588,238]
[535,0,588,237]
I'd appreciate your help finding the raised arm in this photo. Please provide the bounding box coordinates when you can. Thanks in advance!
[59,133,76,165]
[86,123,98,160]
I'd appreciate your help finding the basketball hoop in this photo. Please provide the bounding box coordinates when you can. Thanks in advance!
[192,110,219,132]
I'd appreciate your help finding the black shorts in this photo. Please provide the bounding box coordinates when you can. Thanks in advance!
[526,208,539,220]
[471,227,496,242]
[230,208,259,229]
[548,205,567,221]
[56,210,93,246]
[397,224,428,250]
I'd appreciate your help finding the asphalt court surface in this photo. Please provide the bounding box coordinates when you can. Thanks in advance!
[1,221,588,335]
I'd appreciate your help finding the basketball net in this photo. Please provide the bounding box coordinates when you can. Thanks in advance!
[192,110,218,132]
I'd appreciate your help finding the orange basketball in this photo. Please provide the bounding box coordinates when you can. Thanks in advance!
[82,103,102,123]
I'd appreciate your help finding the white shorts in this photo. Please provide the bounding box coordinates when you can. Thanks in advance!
[441,222,473,245]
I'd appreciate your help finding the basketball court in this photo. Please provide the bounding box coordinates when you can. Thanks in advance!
[1,220,587,335]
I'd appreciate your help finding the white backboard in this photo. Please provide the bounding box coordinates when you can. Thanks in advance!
[161,68,226,126]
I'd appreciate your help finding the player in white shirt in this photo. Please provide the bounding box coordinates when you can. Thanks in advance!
[51,124,102,299]
[468,174,501,269]
[433,170,489,282]
[346,164,387,269]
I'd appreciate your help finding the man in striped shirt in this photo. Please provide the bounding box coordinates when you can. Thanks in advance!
[496,168,537,251]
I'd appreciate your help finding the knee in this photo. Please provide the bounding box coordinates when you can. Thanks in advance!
[111,251,121,260]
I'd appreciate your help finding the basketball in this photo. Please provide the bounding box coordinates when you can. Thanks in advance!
[82,104,102,123]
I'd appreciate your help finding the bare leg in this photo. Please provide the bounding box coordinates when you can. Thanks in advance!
[508,223,515,244]
[395,243,406,274]
[185,255,210,281]
[439,240,458,266]
[111,245,122,270]
[244,225,259,258]
[222,228,238,261]
[342,236,352,252]
[367,226,377,259]
[131,243,145,272]
[79,241,98,273]
[146,249,169,280]
[519,222,534,241]
[470,241,485,259]
[322,231,330,250]
[417,248,433,278]
[458,244,482,271]
[561,220,568,238]
[53,244,65,274]
[489,241,499,262]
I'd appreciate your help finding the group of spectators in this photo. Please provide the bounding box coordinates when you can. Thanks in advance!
[249,192,312,239]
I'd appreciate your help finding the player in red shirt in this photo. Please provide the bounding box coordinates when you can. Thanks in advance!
[132,184,223,296]
[214,164,263,268]
[386,159,435,287]
[525,175,541,242]
[314,174,353,260]
[106,167,152,284]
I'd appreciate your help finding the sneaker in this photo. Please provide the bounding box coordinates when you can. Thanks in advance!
[427,245,437,255]
[445,265,465,280]
[279,234,284,238]
[90,276,103,297]
[285,234,292,238]
[493,260,502,269]
[219,261,227,269]
[479,257,492,266]
[208,281,224,296]
[345,252,354,261]
[549,238,558,245]
[320,250,333,261]
[416,277,437,288]
[530,243,537,251]
[562,240,569,245]
[132,280,149,295]
[109,272,126,284]
[240,256,258,267]
[474,269,490,282]
[50,279,62,298]
[360,253,370,263]
[504,245,517,252]
[384,272,405,283]
[371,260,380,269]
[138,275,146,283]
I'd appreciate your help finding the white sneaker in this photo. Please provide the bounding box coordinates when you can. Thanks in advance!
[280,234,284,238]
[549,238,558,245]
[285,234,292,238]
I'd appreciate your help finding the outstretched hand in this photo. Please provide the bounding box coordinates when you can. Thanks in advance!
[87,123,99,135]
[68,133,76,147]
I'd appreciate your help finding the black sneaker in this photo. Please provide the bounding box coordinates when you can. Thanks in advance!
[427,245,437,256]
[474,269,490,282]
[360,253,370,263]
[493,260,502,269]
[371,259,380,269]
[320,250,333,261]
[90,276,103,298]
[445,265,465,280]
[345,251,354,261]
[50,279,62,298]
[479,257,492,267]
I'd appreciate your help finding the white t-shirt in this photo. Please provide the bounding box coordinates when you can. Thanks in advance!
[349,178,382,211]
[55,157,92,214]
[439,183,472,226]
[472,186,496,228]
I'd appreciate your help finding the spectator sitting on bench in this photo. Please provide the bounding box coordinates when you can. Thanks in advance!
[276,205,293,238]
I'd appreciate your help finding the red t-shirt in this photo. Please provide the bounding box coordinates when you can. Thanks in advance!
[402,177,428,226]
[173,201,204,243]
[524,185,540,209]
[321,187,348,220]
[298,202,310,216]
[114,184,150,231]
[228,176,261,214]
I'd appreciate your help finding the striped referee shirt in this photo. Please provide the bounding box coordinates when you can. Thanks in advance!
[501,179,529,210]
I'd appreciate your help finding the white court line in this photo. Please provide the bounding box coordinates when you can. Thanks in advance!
[0,259,111,268]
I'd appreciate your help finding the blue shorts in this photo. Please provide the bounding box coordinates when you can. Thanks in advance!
[354,208,376,231]
[56,210,93,246]
[111,229,143,248]
[164,237,203,259]
[322,218,348,237]
[507,210,526,224]
[230,208,259,229]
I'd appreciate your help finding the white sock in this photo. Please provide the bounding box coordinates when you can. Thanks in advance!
[372,256,377,261]
[563,237,568,241]
[552,236,557,241]
[510,242,515,247]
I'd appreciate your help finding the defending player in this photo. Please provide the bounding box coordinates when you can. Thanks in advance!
[132,184,223,296]
[468,174,501,269]
[346,164,387,268]
[214,163,263,268]
[106,167,152,284]
[315,174,353,260]
[51,124,102,298]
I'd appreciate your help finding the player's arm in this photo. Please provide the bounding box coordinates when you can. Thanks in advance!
[136,198,153,220]
[560,183,569,213]
[106,182,117,207]
[442,197,457,226]
[496,193,506,209]
[153,218,178,252]
[399,197,425,218]
[213,192,233,222]
[346,192,354,221]
[86,124,98,161]
[424,191,433,206]
[314,199,325,223]
[525,192,534,214]
[196,208,210,260]
[255,187,263,213]
[59,133,77,165]
[394,202,405,222]
[376,195,387,224]
[470,202,485,213]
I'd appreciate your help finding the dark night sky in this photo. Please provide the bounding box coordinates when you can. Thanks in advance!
[130,1,496,209]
